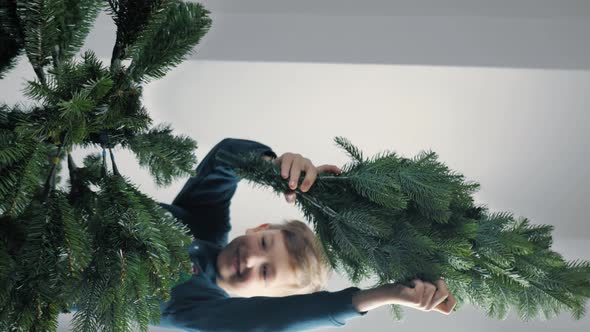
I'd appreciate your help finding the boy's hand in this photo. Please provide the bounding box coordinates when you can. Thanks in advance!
[262,152,342,203]
[352,278,457,315]
[386,279,457,315]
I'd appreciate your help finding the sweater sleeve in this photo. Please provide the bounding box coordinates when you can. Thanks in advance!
[165,138,277,245]
[159,285,368,332]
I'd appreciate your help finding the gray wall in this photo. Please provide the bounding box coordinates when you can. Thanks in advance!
[193,0,590,70]
[85,0,590,70]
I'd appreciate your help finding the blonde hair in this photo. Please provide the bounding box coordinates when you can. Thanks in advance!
[267,219,332,294]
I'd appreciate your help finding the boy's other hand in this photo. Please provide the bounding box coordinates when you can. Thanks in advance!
[383,279,457,315]
[352,278,457,315]
[263,152,342,203]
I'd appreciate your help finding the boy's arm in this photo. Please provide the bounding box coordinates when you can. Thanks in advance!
[162,138,276,244]
[158,286,368,332]
[157,281,456,331]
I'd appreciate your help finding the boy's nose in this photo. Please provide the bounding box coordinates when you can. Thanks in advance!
[243,248,267,269]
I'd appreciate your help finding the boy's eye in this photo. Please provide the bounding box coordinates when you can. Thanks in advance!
[261,237,266,249]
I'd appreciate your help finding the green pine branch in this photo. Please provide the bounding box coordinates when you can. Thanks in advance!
[126,123,198,187]
[16,0,63,83]
[0,129,49,217]
[54,0,103,62]
[216,137,590,322]
[1,1,211,330]
[107,0,170,67]
[71,174,192,331]
[0,0,23,42]
[0,0,24,79]
[126,1,212,82]
[1,190,91,331]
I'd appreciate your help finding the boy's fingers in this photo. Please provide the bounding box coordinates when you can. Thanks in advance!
[317,164,342,174]
[446,292,457,312]
[272,157,281,167]
[279,156,340,191]
[300,164,317,192]
[280,154,294,179]
[284,192,296,203]
[434,292,457,315]
[289,156,303,189]
[420,283,437,309]
[425,281,449,311]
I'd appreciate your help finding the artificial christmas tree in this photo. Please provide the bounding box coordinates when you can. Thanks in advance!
[0,1,210,330]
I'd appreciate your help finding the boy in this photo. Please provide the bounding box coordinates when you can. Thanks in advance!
[156,138,456,331]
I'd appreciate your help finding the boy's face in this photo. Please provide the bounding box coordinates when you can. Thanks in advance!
[216,223,300,297]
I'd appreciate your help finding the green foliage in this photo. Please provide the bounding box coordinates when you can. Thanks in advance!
[71,174,192,331]
[127,1,212,81]
[23,50,115,145]
[16,0,61,70]
[218,137,590,322]
[0,190,92,331]
[0,139,47,216]
[0,41,20,79]
[107,0,170,59]
[54,0,103,62]
[1,1,210,330]
[334,136,365,163]
[13,0,102,74]
[126,123,198,186]
[0,0,24,78]
[0,107,49,216]
[98,73,151,135]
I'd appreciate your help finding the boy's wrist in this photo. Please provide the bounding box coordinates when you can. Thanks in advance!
[351,285,393,313]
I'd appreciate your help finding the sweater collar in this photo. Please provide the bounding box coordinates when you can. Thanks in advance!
[188,238,223,285]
